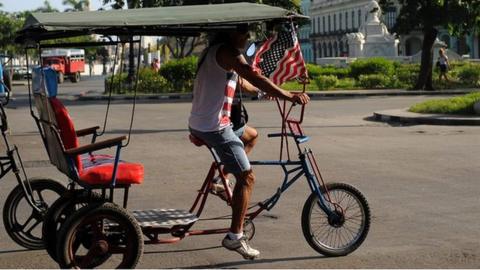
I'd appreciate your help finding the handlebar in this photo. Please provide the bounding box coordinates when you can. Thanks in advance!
[268,133,309,144]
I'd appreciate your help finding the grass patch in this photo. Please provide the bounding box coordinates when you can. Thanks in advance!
[281,79,360,91]
[409,91,480,115]
[281,81,318,91]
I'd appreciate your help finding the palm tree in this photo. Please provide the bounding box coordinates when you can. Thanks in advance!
[63,0,90,11]
[34,0,59,12]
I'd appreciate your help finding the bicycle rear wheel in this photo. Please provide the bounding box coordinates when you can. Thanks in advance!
[301,182,370,257]
[56,202,143,269]
[42,190,105,261]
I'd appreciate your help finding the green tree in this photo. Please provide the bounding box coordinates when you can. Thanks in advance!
[34,0,60,12]
[380,0,480,90]
[0,12,26,56]
[63,0,91,11]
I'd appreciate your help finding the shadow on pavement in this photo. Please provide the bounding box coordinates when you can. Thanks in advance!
[186,254,325,269]
[0,248,32,254]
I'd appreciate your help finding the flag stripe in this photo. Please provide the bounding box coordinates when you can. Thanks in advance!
[272,45,301,84]
[271,46,296,84]
[275,46,302,84]
[278,46,303,83]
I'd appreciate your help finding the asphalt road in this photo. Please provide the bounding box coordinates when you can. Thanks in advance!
[0,79,479,268]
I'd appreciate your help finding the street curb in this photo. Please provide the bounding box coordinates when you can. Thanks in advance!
[373,109,480,126]
[12,82,27,86]
[76,89,478,101]
[76,93,193,101]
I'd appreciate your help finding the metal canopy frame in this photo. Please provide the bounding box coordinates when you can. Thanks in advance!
[15,2,308,43]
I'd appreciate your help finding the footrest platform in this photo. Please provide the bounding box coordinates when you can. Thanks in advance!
[132,208,198,228]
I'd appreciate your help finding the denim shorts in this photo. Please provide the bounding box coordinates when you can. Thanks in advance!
[190,126,250,175]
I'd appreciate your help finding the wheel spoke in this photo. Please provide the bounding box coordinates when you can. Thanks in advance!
[35,189,45,203]
[24,217,42,235]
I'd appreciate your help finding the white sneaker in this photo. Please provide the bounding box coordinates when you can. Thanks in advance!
[222,235,260,260]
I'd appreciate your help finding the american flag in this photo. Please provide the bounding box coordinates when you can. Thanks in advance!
[253,24,307,85]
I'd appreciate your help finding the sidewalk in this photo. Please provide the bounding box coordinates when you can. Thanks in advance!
[373,108,480,126]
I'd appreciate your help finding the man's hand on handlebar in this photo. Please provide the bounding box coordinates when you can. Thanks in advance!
[291,93,310,105]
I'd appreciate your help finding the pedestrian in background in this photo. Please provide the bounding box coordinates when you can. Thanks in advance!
[151,58,160,72]
[437,48,450,83]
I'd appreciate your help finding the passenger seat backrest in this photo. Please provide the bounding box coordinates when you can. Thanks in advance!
[49,97,82,171]
[32,67,78,177]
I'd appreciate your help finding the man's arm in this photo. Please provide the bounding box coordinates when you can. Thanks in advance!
[217,45,309,104]
[238,77,261,96]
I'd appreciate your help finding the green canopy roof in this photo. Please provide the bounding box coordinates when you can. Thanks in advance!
[16,2,308,43]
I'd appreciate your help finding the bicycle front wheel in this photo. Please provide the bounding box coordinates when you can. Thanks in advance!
[301,182,370,257]
[3,178,66,249]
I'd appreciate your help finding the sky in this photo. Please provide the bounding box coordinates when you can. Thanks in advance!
[0,0,107,13]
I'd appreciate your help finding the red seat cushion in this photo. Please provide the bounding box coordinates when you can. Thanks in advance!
[49,98,144,185]
[79,154,144,185]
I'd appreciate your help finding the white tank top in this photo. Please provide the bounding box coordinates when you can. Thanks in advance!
[189,44,238,132]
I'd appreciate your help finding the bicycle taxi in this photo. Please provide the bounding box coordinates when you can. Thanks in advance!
[15,3,370,268]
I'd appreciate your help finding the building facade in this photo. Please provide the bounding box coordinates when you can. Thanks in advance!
[299,0,314,63]
[308,0,480,62]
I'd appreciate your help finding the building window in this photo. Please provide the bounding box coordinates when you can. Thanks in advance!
[322,16,325,33]
[351,10,355,29]
[328,15,331,32]
[339,13,343,30]
[333,14,337,31]
[317,17,320,34]
[385,6,397,29]
[345,11,349,30]
[318,17,321,34]
[358,9,362,27]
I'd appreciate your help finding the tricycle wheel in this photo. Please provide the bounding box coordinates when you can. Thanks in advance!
[56,202,143,269]
[301,182,370,257]
[42,190,105,261]
[3,178,66,249]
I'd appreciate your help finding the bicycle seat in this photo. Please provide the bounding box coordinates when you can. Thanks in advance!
[189,134,206,147]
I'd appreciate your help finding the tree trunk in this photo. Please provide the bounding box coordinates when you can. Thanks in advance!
[414,27,438,90]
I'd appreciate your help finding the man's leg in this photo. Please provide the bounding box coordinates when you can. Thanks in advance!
[240,126,258,155]
[212,125,258,199]
[230,169,255,233]
[222,169,260,260]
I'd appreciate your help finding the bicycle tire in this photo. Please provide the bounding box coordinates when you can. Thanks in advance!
[56,202,144,269]
[3,178,66,249]
[301,182,370,257]
[42,189,105,261]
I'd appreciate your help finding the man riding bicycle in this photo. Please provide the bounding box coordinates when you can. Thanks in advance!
[188,24,309,260]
